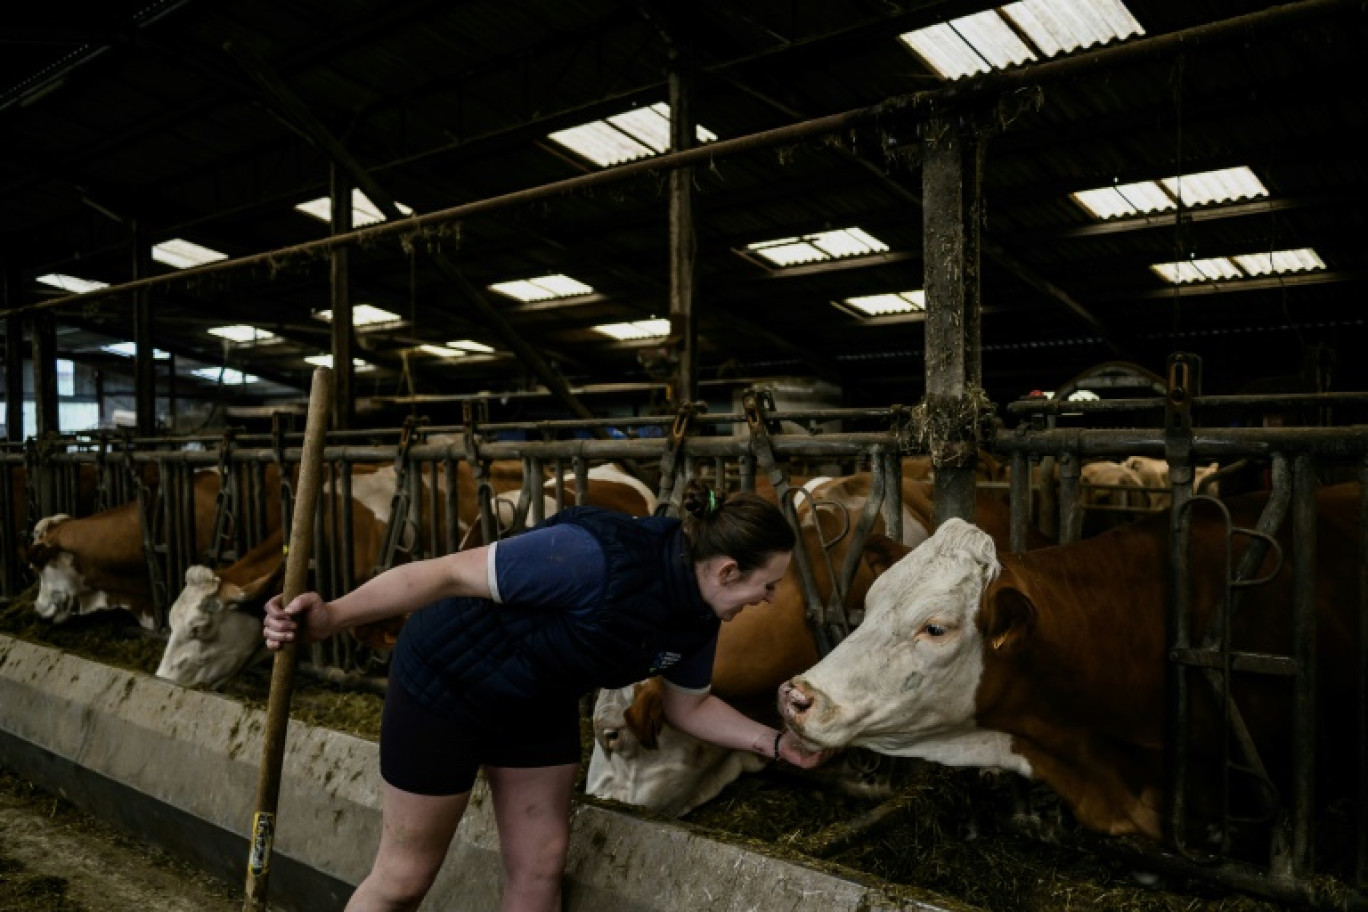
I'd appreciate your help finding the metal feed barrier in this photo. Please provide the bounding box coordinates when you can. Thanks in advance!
[3,379,1368,908]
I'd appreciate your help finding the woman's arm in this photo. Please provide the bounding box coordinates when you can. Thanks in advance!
[263,546,492,649]
[660,685,829,769]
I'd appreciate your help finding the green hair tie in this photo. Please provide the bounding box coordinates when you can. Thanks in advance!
[707,490,718,514]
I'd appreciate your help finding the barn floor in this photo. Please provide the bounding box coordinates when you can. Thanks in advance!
[0,769,240,912]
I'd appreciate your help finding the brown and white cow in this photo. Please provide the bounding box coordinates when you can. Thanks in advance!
[25,468,231,628]
[155,492,389,688]
[779,483,1361,840]
[458,463,657,549]
[586,473,1048,816]
[157,462,653,688]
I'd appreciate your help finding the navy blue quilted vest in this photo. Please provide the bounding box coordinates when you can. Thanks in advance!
[391,506,720,720]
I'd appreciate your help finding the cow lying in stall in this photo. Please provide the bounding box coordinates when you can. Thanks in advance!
[586,472,1046,817]
[23,467,251,628]
[779,483,1360,841]
[154,461,655,688]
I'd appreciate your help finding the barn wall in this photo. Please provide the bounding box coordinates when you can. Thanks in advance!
[0,634,966,912]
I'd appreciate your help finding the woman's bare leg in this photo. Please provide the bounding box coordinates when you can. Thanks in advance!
[485,764,578,912]
[346,782,470,912]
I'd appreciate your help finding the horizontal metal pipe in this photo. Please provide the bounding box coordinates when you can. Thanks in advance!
[1008,391,1368,416]
[994,426,1368,460]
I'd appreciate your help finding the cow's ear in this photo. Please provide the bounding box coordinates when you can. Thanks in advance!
[981,586,1036,655]
[624,679,666,750]
[861,533,913,578]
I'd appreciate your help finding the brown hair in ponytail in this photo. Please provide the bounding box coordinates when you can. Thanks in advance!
[680,477,794,574]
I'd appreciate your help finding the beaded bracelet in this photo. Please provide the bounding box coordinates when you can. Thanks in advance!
[773,730,784,762]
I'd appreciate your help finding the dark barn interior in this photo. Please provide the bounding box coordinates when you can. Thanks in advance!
[2,0,1365,435]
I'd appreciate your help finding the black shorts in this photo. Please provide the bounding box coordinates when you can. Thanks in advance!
[379,682,582,796]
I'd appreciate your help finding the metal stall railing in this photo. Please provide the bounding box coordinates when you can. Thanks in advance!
[995,362,1368,910]
[7,381,1367,907]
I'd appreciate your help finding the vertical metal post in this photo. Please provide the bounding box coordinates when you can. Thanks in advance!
[667,42,697,407]
[1358,459,1368,889]
[1164,353,1198,849]
[922,116,984,523]
[330,164,355,431]
[132,220,156,437]
[167,354,177,430]
[4,310,22,442]
[1058,450,1082,544]
[29,312,59,439]
[1290,454,1317,876]
[1009,451,1030,554]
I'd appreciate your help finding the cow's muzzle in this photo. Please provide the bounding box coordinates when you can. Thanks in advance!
[34,590,73,622]
[779,677,818,727]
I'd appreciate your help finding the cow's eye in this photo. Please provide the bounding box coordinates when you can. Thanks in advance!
[924,622,946,637]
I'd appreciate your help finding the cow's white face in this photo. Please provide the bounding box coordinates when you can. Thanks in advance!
[586,685,764,817]
[32,550,122,624]
[156,565,266,688]
[780,519,1014,767]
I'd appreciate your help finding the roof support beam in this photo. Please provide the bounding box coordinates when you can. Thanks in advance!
[4,265,25,442]
[131,219,156,437]
[923,119,982,523]
[221,39,602,427]
[329,164,355,430]
[667,38,698,407]
[29,310,58,439]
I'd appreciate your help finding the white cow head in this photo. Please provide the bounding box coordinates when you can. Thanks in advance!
[28,515,123,625]
[779,519,1020,771]
[156,564,275,688]
[586,684,765,818]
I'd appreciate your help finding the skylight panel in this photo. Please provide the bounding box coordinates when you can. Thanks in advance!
[37,273,108,294]
[592,319,672,341]
[447,339,495,354]
[208,324,277,344]
[747,228,890,267]
[900,23,994,80]
[152,238,228,269]
[1161,167,1269,208]
[1232,248,1326,277]
[488,274,594,303]
[295,189,413,227]
[953,10,1038,69]
[549,124,655,168]
[419,344,467,359]
[1002,0,1143,57]
[1150,257,1242,284]
[842,291,927,316]
[305,354,373,371]
[547,103,719,167]
[102,342,168,359]
[192,367,259,385]
[1072,167,1268,219]
[315,304,404,327]
[608,106,673,154]
[1152,248,1326,284]
[901,0,1143,80]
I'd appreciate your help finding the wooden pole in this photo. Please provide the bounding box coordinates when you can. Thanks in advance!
[243,367,333,912]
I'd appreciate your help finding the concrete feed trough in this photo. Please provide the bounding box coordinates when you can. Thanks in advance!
[0,634,969,912]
